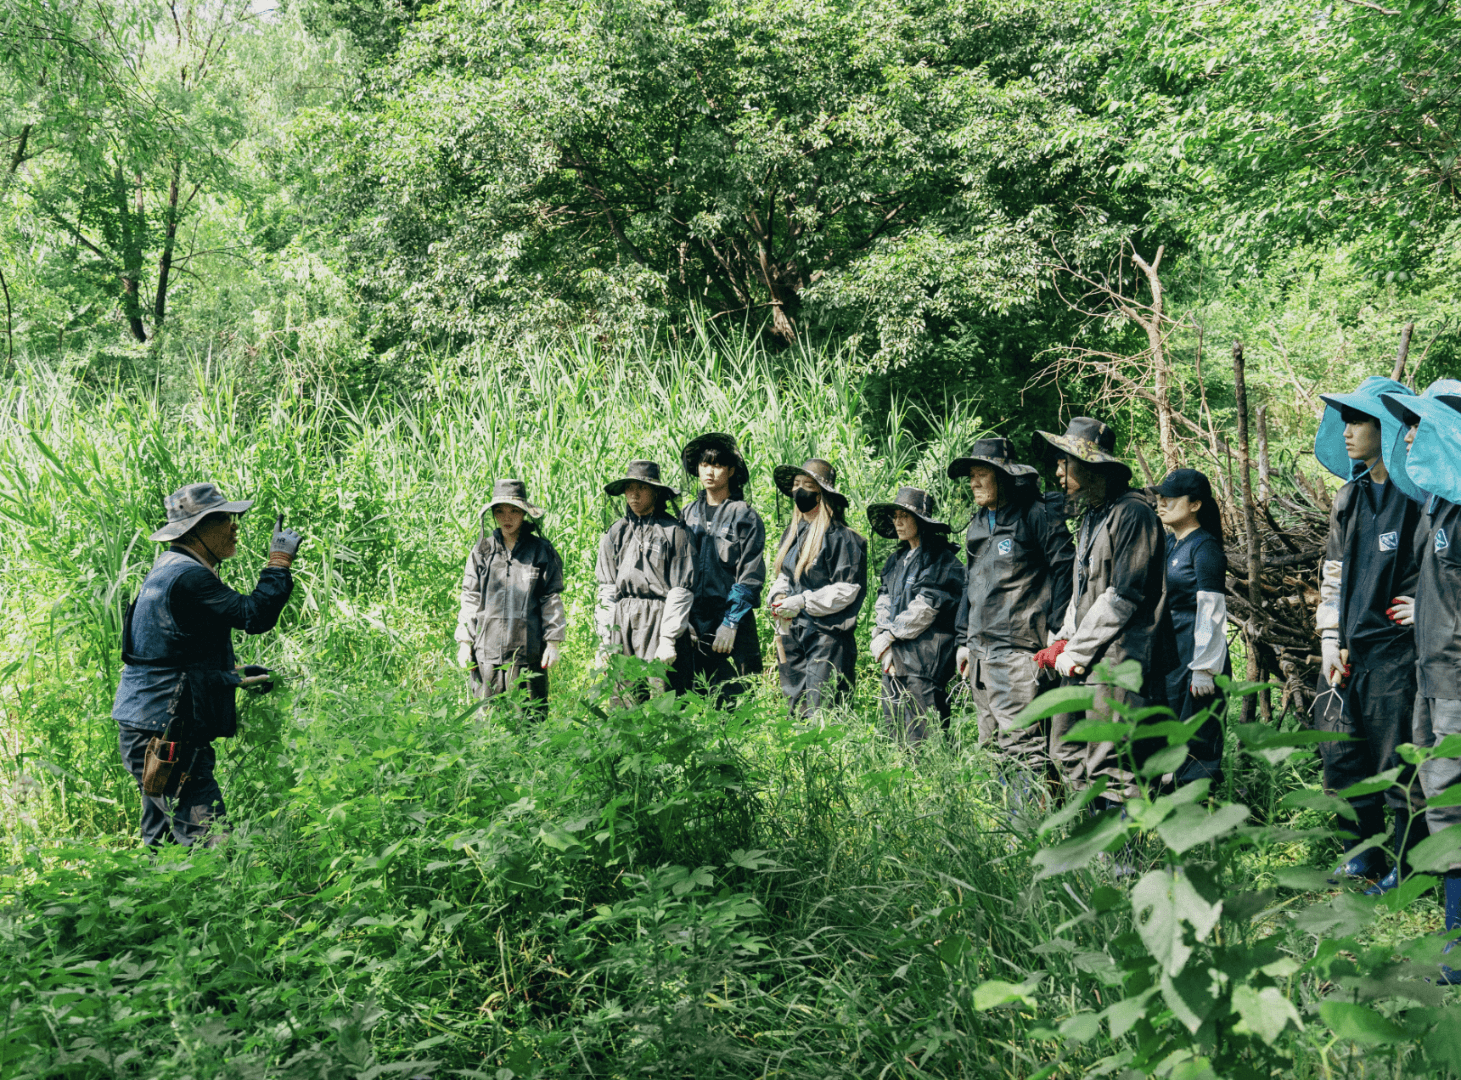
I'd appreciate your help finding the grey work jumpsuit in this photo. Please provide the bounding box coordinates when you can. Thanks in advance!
[595,508,697,700]
[873,539,964,743]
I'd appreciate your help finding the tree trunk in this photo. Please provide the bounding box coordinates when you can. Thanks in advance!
[1233,341,1270,722]
[1391,321,1415,385]
[7,123,29,175]
[154,160,181,325]
[1131,246,1178,470]
[114,164,147,342]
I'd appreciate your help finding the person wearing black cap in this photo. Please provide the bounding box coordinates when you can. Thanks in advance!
[867,487,964,743]
[680,433,767,706]
[595,461,697,701]
[1034,418,1166,802]
[1309,377,1425,891]
[768,459,869,716]
[1153,469,1229,785]
[949,439,1074,768]
[112,483,302,846]
[454,479,566,719]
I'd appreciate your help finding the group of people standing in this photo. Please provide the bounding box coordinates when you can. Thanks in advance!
[449,421,1233,812]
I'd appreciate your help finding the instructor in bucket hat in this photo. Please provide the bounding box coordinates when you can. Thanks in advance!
[112,483,303,846]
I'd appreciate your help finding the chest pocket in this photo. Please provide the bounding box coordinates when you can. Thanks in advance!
[483,557,540,619]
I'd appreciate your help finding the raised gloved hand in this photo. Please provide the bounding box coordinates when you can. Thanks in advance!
[1387,595,1416,627]
[268,514,304,569]
[771,592,806,620]
[957,645,970,679]
[1321,637,1350,687]
[654,636,678,664]
[540,643,561,670]
[1054,650,1085,679]
[1190,670,1217,697]
[713,623,737,654]
[456,641,475,670]
[1033,639,1068,670]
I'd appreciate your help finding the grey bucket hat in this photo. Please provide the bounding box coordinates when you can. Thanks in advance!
[149,483,253,542]
[1038,417,1132,482]
[483,478,544,518]
[605,460,680,498]
[772,458,847,506]
[947,438,1038,480]
[866,486,950,539]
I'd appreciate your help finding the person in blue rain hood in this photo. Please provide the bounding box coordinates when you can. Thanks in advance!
[1311,376,1424,894]
[1381,379,1461,980]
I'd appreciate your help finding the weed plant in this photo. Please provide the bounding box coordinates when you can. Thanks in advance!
[0,334,1459,1078]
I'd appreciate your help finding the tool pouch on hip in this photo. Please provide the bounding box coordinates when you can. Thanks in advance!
[141,736,189,796]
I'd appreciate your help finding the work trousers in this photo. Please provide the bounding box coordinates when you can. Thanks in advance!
[779,626,856,718]
[118,726,225,847]
[1049,678,1145,802]
[879,672,949,745]
[469,654,549,721]
[1312,660,1423,822]
[685,617,764,710]
[1415,695,1461,870]
[968,651,1047,767]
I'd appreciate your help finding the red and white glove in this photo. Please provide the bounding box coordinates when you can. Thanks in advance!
[1033,639,1068,670]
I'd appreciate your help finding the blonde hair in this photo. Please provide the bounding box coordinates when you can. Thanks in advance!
[774,498,833,582]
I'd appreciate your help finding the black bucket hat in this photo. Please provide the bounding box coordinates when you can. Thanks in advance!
[681,432,750,490]
[1037,417,1132,482]
[149,483,254,542]
[1153,468,1213,503]
[866,486,950,539]
[947,438,1038,481]
[483,478,544,518]
[605,459,680,498]
[772,458,847,506]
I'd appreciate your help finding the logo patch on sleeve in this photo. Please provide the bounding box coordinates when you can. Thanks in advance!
[997,538,1013,556]
[1438,528,1450,552]
[1379,531,1399,552]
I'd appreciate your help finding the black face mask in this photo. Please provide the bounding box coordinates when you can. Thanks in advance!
[793,488,820,514]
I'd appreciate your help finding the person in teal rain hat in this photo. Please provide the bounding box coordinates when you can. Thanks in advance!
[1311,375,1425,893]
[1381,380,1461,980]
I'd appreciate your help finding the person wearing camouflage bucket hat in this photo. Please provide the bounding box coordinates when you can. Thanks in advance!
[1380,382,1461,972]
[949,441,1074,790]
[1308,376,1426,893]
[112,483,303,846]
[454,480,565,719]
[595,459,697,703]
[768,458,867,716]
[865,488,963,744]
[680,434,766,706]
[1035,417,1166,805]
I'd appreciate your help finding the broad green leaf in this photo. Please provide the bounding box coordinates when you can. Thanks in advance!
[1293,893,1378,938]
[1278,788,1358,821]
[1014,685,1096,727]
[1336,768,1404,798]
[1407,823,1461,874]
[1131,866,1222,976]
[1274,868,1336,892]
[973,972,1043,1011]
[1422,781,1461,809]
[1231,984,1303,1043]
[1037,779,1108,839]
[1160,966,1222,1034]
[1423,1008,1461,1072]
[1032,810,1127,880]
[1101,987,1158,1040]
[1058,1012,1100,1044]
[1319,1001,1407,1045]
[1155,803,1249,854]
[1140,744,1189,778]
[1060,719,1134,743]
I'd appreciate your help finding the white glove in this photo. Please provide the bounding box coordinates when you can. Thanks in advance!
[1321,637,1349,687]
[713,623,737,654]
[654,637,678,664]
[456,641,475,669]
[870,631,893,665]
[1055,651,1085,679]
[541,643,561,670]
[771,592,806,620]
[957,646,970,678]
[1190,669,1217,697]
[1389,595,1415,627]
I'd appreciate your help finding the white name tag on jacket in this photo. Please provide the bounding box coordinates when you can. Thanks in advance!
[1438,528,1450,552]
[1379,531,1398,552]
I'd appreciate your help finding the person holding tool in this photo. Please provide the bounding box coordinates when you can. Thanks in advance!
[1311,376,1424,892]
[1035,418,1166,803]
[112,483,301,846]
[680,433,766,706]
[768,458,868,716]
[454,479,566,719]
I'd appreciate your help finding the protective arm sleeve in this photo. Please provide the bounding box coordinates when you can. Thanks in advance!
[595,532,618,647]
[1317,559,1342,637]
[1191,591,1228,673]
[454,548,482,647]
[768,573,791,604]
[1063,586,1139,668]
[803,582,862,616]
[722,583,756,627]
[890,596,938,639]
[660,587,694,640]
[540,593,567,643]
[874,589,895,632]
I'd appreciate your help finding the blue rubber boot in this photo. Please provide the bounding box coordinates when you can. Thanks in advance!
[1366,809,1430,896]
[1437,871,1461,985]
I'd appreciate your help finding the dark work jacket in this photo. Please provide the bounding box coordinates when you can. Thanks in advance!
[778,519,868,635]
[1327,477,1419,665]
[1063,490,1166,676]
[112,547,293,733]
[1413,496,1461,700]
[955,497,1075,658]
[458,529,566,668]
[684,496,766,638]
[876,540,963,684]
